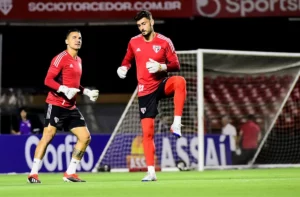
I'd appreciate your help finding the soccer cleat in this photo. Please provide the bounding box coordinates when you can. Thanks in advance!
[27,174,41,184]
[141,172,157,182]
[170,124,182,138]
[63,172,86,182]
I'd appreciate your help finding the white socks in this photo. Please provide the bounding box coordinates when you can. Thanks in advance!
[66,158,80,174]
[173,116,181,125]
[30,158,80,175]
[148,166,155,174]
[30,158,41,175]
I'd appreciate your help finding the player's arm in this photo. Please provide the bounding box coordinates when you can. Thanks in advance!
[117,42,134,79]
[44,59,63,91]
[165,39,180,72]
[44,59,79,100]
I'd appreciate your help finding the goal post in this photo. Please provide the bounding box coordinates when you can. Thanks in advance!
[196,50,205,171]
[93,49,300,172]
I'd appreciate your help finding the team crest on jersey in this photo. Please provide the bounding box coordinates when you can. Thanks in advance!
[153,45,161,53]
[0,0,13,15]
[140,107,146,114]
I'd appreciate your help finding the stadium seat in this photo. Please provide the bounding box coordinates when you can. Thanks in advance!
[204,74,299,132]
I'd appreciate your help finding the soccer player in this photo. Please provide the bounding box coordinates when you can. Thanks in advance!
[27,28,99,183]
[117,10,186,181]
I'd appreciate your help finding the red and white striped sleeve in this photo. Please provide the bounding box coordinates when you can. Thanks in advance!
[44,51,67,90]
[158,34,180,72]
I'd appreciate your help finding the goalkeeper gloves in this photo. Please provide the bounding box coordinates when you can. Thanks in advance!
[57,85,80,100]
[83,88,99,102]
[146,58,167,74]
[117,66,128,79]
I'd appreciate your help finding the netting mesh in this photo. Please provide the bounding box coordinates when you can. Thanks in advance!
[254,79,300,164]
[203,53,300,166]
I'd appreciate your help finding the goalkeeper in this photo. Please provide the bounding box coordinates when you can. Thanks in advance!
[117,10,186,182]
[27,28,99,184]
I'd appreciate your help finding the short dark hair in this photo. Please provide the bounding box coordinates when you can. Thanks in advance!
[134,10,152,21]
[66,28,81,39]
[19,107,28,113]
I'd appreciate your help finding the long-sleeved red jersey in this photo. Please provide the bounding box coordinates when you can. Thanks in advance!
[121,33,180,97]
[44,50,84,109]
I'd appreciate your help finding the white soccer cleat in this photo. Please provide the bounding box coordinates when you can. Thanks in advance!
[141,172,157,182]
[170,124,182,138]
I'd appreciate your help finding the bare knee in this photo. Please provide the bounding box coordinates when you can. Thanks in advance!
[41,127,56,144]
[79,133,91,145]
[71,127,91,145]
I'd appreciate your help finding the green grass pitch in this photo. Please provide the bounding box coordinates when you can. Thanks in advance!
[1,168,300,197]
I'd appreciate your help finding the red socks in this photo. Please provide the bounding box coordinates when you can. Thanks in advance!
[141,118,155,166]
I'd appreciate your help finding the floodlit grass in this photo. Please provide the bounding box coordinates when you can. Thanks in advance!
[1,168,300,197]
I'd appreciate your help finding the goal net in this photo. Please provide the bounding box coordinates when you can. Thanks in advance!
[93,49,300,172]
[202,51,300,168]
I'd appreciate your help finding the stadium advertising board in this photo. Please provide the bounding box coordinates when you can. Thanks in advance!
[2,0,300,20]
[101,133,232,171]
[0,0,192,20]
[194,0,300,18]
[0,134,110,173]
[0,133,230,173]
